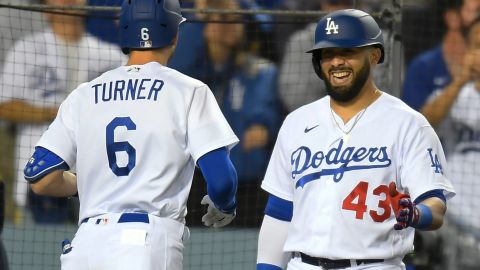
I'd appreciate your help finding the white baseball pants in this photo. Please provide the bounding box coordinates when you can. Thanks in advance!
[60,213,189,270]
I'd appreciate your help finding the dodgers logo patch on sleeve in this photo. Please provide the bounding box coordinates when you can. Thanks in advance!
[427,148,443,174]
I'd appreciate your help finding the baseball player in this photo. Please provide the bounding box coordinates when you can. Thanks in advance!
[256,9,455,270]
[23,0,239,269]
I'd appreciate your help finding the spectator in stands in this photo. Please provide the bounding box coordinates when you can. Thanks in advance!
[402,2,480,269]
[0,1,46,224]
[263,0,317,65]
[168,0,207,73]
[429,16,480,270]
[0,180,7,270]
[85,0,123,45]
[169,0,274,71]
[183,0,281,227]
[402,0,480,116]
[0,0,125,224]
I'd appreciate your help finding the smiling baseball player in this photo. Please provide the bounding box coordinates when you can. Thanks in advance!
[22,0,239,269]
[256,9,455,270]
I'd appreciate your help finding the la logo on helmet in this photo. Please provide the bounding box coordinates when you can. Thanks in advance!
[325,17,339,35]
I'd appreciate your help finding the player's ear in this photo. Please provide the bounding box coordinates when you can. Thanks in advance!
[166,33,180,62]
[170,33,179,52]
[369,46,382,65]
[173,33,179,46]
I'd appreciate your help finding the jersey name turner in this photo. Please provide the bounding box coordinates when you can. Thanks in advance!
[93,79,165,104]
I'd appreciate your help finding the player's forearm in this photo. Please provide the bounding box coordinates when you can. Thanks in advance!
[257,215,290,269]
[30,170,77,197]
[416,197,447,230]
[198,148,238,212]
[0,100,57,123]
[420,80,463,127]
[243,124,269,151]
[204,163,237,212]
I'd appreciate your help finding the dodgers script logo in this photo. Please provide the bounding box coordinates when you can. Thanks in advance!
[291,140,391,188]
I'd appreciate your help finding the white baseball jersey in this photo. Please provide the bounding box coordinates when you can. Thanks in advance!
[35,62,239,224]
[0,28,126,207]
[261,93,455,260]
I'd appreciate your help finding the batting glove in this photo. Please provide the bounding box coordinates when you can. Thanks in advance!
[201,195,236,228]
[389,182,419,230]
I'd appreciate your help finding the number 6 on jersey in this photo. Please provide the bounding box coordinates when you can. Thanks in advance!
[106,117,136,176]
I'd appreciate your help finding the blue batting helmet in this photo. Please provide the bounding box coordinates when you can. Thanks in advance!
[120,0,186,54]
[307,9,384,63]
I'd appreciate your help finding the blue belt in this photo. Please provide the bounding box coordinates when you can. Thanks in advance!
[81,213,149,224]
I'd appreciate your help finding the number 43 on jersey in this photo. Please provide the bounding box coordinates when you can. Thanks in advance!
[342,181,393,222]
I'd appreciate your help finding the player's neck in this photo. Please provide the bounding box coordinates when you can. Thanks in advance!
[330,83,382,123]
[126,50,172,66]
[208,44,234,66]
[49,20,84,43]
[443,31,466,74]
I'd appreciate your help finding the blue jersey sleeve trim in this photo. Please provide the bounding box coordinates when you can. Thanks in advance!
[24,147,70,183]
[197,147,238,213]
[257,263,283,270]
[264,194,293,222]
[414,189,446,204]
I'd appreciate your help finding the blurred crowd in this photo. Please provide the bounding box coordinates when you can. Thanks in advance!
[0,0,479,269]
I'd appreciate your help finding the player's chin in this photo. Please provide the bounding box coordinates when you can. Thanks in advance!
[472,73,480,86]
[474,77,480,91]
[329,86,350,96]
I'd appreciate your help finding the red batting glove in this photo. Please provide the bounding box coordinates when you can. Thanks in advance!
[389,182,418,230]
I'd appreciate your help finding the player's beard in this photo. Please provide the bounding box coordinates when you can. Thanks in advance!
[322,57,370,102]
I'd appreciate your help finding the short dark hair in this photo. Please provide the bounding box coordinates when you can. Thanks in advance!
[438,0,464,15]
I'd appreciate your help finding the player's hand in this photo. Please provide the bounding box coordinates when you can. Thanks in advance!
[454,49,480,86]
[242,125,268,151]
[389,182,418,230]
[200,195,236,228]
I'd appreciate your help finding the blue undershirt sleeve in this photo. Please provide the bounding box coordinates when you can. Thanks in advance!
[197,147,238,213]
[264,194,293,222]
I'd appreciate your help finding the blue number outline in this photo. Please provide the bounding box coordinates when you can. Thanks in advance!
[106,117,136,176]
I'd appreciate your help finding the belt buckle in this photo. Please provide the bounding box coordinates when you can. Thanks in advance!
[318,258,351,269]
[318,260,338,269]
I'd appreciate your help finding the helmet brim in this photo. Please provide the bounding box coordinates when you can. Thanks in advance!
[306,41,385,63]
